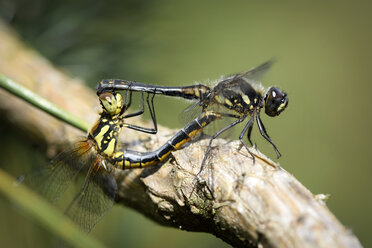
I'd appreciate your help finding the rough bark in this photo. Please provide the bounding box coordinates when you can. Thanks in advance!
[0,21,362,248]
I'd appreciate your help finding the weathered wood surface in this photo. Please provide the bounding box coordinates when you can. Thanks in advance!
[0,21,362,248]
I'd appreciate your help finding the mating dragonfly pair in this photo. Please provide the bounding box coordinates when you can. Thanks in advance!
[21,61,288,233]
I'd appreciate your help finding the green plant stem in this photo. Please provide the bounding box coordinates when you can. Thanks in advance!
[0,74,89,132]
[0,169,105,248]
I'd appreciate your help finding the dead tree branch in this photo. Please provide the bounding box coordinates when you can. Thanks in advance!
[0,21,362,248]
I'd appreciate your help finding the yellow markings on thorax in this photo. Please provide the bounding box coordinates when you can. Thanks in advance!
[104,139,116,157]
[224,98,233,107]
[236,103,243,108]
[94,125,109,151]
[214,95,224,104]
[242,95,250,105]
[92,118,121,156]
[108,130,114,138]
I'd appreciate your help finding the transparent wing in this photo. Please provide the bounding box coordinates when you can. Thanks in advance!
[177,100,240,139]
[18,140,95,203]
[64,162,117,233]
[178,101,204,125]
[178,61,273,126]
[237,60,274,81]
[224,60,274,83]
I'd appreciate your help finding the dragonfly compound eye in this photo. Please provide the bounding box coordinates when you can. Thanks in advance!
[264,87,289,117]
[99,92,123,116]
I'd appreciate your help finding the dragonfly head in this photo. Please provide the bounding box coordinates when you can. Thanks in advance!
[264,87,288,117]
[99,92,123,116]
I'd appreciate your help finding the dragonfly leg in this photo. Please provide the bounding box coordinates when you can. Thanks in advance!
[122,92,158,134]
[256,114,281,158]
[196,114,247,178]
[122,91,143,118]
[238,116,255,162]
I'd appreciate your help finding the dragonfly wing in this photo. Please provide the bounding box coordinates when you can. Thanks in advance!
[223,60,274,83]
[237,60,274,81]
[64,162,117,233]
[19,140,94,203]
[178,101,204,125]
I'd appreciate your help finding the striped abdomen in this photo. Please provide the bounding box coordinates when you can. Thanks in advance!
[111,112,219,169]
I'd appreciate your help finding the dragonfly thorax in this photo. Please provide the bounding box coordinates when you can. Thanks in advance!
[90,116,121,157]
[213,78,262,115]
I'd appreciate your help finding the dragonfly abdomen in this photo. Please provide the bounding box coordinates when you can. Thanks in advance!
[111,111,219,169]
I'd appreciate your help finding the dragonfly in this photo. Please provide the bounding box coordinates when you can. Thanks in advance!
[19,89,219,233]
[96,61,289,176]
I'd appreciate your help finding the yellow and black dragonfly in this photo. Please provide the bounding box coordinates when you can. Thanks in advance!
[96,61,289,176]
[19,90,219,233]
[17,90,157,232]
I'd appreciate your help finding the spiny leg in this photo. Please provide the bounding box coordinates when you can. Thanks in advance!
[123,122,158,134]
[246,119,254,147]
[146,92,158,133]
[122,92,158,134]
[190,114,247,198]
[255,114,281,158]
[123,92,145,118]
[196,114,247,178]
[238,115,255,162]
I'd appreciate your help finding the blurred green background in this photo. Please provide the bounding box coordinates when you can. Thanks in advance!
[1,0,371,247]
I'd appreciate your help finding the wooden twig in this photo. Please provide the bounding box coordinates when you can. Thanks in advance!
[0,21,362,248]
